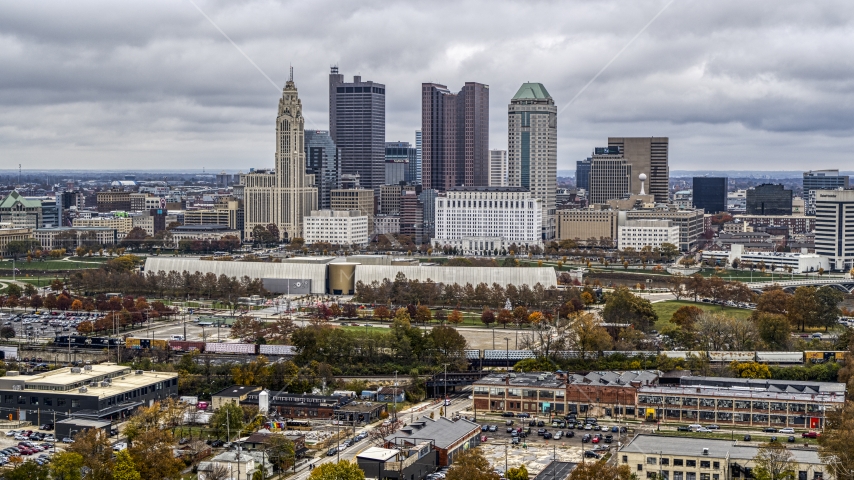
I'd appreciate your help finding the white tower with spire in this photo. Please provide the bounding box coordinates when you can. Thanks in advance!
[638,173,647,196]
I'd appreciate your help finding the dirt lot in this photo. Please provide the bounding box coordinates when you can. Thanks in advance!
[457,327,528,351]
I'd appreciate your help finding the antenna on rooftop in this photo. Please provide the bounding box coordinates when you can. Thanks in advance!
[289,65,293,82]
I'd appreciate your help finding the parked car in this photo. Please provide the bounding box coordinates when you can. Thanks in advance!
[543,432,552,440]
[502,412,515,418]
[584,451,601,459]
[677,426,692,432]
[706,425,720,430]
[788,436,796,443]
[802,432,819,438]
[744,435,751,441]
[516,412,530,418]
[779,428,795,434]
[565,430,575,438]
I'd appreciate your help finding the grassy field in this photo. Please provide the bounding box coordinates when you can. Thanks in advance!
[652,300,753,330]
[0,259,101,271]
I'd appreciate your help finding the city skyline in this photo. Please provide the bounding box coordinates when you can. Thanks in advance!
[2,1,854,172]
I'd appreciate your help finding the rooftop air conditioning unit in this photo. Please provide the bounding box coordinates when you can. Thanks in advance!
[84,365,93,371]
[79,387,88,393]
[71,367,82,374]
[703,448,709,455]
[135,370,143,375]
[100,382,110,387]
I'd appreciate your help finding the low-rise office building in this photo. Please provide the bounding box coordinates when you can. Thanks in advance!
[358,443,438,480]
[0,228,33,257]
[701,244,829,273]
[619,435,826,480]
[618,219,680,250]
[212,385,262,411]
[0,364,178,421]
[303,209,369,246]
[385,416,481,467]
[473,372,568,415]
[72,216,134,236]
[34,226,118,250]
[170,224,240,248]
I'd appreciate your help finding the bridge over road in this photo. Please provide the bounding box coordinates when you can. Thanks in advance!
[746,277,854,293]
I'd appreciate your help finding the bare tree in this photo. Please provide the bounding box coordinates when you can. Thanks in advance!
[200,463,231,480]
[666,274,685,300]
[368,419,403,446]
[753,442,796,480]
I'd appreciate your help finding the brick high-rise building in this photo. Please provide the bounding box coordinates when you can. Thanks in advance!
[329,67,386,191]
[607,137,669,203]
[421,82,489,191]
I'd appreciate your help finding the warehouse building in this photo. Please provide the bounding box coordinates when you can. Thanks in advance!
[620,435,825,480]
[143,257,557,296]
[0,364,178,421]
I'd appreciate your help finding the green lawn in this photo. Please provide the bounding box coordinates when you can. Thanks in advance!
[0,259,101,271]
[652,300,753,330]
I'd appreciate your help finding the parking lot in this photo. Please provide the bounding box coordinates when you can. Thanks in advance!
[0,427,60,468]
[476,415,629,452]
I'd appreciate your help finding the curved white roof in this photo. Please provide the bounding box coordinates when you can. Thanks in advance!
[143,258,327,294]
[354,265,556,289]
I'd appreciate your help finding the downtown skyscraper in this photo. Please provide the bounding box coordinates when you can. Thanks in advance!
[607,137,669,203]
[243,71,317,241]
[508,83,556,240]
[329,67,386,191]
[421,82,489,191]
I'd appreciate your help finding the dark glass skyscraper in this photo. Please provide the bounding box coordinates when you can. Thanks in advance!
[329,67,386,191]
[692,177,727,214]
[384,141,417,184]
[421,82,489,191]
[304,130,340,210]
[576,158,591,191]
[746,184,793,215]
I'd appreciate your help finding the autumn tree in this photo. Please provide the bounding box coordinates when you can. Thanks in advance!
[601,287,658,331]
[819,400,854,480]
[447,309,464,325]
[49,452,85,480]
[754,289,792,317]
[496,308,513,328]
[565,313,613,360]
[730,361,772,379]
[569,460,632,480]
[685,273,707,301]
[211,402,244,441]
[3,461,50,480]
[128,427,183,479]
[445,449,500,480]
[665,273,685,300]
[756,313,791,351]
[753,442,796,480]
[67,428,114,480]
[308,461,366,480]
[481,308,496,327]
[265,434,296,472]
[373,305,391,322]
[113,450,141,480]
[414,305,432,324]
[506,465,529,480]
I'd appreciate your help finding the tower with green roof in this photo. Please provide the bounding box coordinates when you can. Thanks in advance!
[508,83,557,240]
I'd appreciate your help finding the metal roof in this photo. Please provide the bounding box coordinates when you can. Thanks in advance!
[387,416,480,450]
[621,434,823,465]
[512,83,552,100]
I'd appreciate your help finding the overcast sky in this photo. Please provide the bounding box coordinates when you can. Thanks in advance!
[2,0,853,173]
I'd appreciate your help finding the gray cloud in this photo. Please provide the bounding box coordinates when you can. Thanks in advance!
[1,0,853,171]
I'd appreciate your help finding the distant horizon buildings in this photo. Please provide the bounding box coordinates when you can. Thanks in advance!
[329,67,386,191]
[421,82,489,191]
[508,83,556,240]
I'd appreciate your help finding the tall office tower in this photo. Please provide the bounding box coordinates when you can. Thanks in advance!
[692,177,727,214]
[421,82,489,191]
[243,72,318,241]
[587,148,632,204]
[329,67,386,191]
[414,130,423,185]
[607,137,669,203]
[400,187,425,244]
[507,83,557,240]
[305,130,341,210]
[814,189,854,271]
[746,184,792,215]
[576,158,591,191]
[385,141,417,184]
[804,170,849,215]
[488,150,508,187]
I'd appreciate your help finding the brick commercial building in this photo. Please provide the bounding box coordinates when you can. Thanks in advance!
[385,416,481,467]
[564,371,659,418]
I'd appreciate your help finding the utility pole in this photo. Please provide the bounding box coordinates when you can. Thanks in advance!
[505,337,510,372]
[393,370,398,422]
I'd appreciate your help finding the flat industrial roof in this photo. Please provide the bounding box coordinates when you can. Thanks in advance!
[621,434,823,465]
[358,447,400,462]
[475,372,565,389]
[0,364,177,398]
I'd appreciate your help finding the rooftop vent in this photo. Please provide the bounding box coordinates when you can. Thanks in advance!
[71,367,82,374]
[135,370,143,375]
[83,365,93,371]
[79,387,88,393]
[100,382,110,387]
[703,448,709,455]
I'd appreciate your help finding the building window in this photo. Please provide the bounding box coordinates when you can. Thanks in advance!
[648,458,658,465]
[713,462,720,470]
[638,465,643,472]
[686,460,696,468]
[662,458,670,466]
[30,397,38,405]
[674,460,684,467]
[701,461,711,469]
[72,400,80,408]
